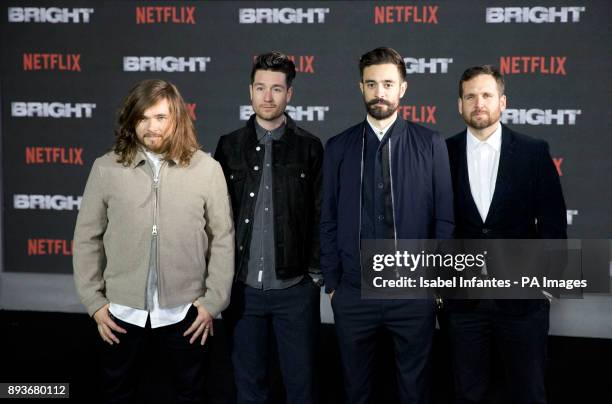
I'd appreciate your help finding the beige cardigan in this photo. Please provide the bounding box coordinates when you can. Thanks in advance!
[73,149,234,317]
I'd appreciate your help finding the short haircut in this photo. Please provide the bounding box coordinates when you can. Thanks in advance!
[458,65,505,98]
[250,52,296,87]
[358,47,407,81]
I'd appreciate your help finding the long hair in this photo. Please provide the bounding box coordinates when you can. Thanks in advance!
[114,79,199,166]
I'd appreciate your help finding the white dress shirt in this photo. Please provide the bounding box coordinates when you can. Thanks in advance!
[466,124,502,222]
[109,150,192,328]
[366,114,395,141]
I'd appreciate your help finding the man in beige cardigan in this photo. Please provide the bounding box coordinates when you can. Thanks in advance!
[73,79,234,404]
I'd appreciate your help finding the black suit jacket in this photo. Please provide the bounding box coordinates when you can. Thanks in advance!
[445,124,567,313]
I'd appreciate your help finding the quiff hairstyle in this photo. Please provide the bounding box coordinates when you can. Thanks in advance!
[250,52,296,87]
[114,79,199,166]
[358,47,407,81]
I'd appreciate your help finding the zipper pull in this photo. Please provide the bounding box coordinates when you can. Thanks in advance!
[153,177,159,188]
[152,225,158,236]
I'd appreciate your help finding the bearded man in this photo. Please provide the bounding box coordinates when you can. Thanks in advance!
[443,65,566,404]
[73,79,235,404]
[320,47,454,404]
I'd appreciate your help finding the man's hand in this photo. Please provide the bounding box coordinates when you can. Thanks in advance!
[329,290,335,301]
[93,303,127,345]
[183,301,214,345]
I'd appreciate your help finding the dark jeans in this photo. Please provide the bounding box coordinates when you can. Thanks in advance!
[331,282,435,404]
[224,278,321,404]
[100,306,207,404]
[443,300,550,404]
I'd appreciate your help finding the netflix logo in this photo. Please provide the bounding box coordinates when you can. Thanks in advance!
[23,53,81,71]
[553,157,563,176]
[374,5,438,24]
[25,147,84,165]
[136,6,196,24]
[500,56,567,75]
[398,105,437,124]
[288,55,315,74]
[253,55,315,74]
[28,239,73,256]
[186,103,197,120]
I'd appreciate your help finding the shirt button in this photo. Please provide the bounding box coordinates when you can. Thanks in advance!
[245,219,250,224]
[256,146,261,151]
[239,245,243,251]
[265,186,269,190]
[264,207,269,212]
[230,174,234,179]
[267,163,270,167]
[249,192,255,197]
[482,228,490,234]
[254,166,259,171]
[300,173,306,178]
[378,182,384,189]
[378,215,384,221]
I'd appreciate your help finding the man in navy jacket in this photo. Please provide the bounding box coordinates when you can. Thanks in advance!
[320,47,454,404]
[444,65,567,404]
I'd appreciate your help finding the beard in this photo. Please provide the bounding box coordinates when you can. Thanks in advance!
[254,103,285,122]
[140,132,169,154]
[464,109,501,130]
[364,97,398,120]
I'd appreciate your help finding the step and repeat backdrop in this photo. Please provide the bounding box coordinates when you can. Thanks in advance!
[1,1,610,281]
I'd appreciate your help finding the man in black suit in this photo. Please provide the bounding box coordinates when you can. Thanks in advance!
[444,65,567,404]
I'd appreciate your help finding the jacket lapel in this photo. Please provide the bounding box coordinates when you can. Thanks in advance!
[458,131,483,225]
[484,125,514,224]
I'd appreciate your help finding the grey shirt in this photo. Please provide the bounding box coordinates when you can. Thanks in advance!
[245,119,303,290]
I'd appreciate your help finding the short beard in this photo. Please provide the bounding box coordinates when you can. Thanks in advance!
[365,98,398,120]
[464,110,500,130]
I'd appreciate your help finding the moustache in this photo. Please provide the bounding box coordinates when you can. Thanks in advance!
[367,98,392,107]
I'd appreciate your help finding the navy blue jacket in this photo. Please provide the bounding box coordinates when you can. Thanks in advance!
[445,125,567,313]
[320,117,454,291]
[446,125,567,240]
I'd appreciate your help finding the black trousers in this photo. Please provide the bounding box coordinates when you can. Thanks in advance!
[443,300,550,404]
[100,306,207,404]
[223,278,321,404]
[332,282,435,404]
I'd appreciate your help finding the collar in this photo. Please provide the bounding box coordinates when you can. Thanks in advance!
[366,114,397,139]
[131,147,178,168]
[143,148,163,162]
[467,123,502,153]
[254,117,286,142]
[246,112,294,147]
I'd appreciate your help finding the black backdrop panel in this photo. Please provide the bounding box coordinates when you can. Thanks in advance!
[1,1,611,274]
